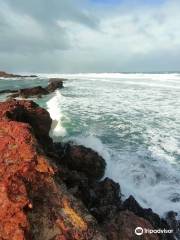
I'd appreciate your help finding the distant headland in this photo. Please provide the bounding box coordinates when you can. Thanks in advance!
[0,70,37,78]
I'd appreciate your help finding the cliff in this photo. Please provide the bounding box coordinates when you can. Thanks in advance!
[0,99,106,240]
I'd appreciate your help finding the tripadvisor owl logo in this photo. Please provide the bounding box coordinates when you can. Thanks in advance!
[135,226,173,236]
[135,227,143,236]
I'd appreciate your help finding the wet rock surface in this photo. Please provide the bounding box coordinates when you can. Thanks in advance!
[166,211,180,239]
[53,142,106,181]
[0,78,64,98]
[47,78,64,92]
[0,99,177,240]
[8,86,49,99]
[53,142,176,240]
[123,196,167,229]
[123,196,175,240]
[102,210,159,240]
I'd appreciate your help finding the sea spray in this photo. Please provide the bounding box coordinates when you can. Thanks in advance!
[71,135,111,161]
[2,73,180,219]
[71,134,180,218]
[46,90,67,137]
[44,74,180,219]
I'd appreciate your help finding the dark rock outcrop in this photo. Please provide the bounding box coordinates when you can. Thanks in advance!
[166,211,180,239]
[0,99,53,152]
[87,178,122,223]
[0,79,64,99]
[123,196,174,240]
[102,210,159,240]
[53,142,106,181]
[0,71,37,78]
[0,89,18,94]
[56,167,122,223]
[9,86,49,99]
[54,142,176,240]
[47,78,64,92]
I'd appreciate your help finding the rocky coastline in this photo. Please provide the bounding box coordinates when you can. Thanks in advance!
[0,71,37,78]
[0,80,179,239]
[0,78,64,99]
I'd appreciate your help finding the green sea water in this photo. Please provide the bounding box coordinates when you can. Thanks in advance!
[1,73,180,218]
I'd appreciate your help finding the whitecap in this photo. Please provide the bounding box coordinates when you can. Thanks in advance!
[46,90,67,137]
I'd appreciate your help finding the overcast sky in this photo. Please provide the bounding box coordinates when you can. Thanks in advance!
[0,0,180,73]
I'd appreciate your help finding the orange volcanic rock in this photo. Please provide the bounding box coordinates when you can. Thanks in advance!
[0,100,106,240]
[0,99,53,152]
[0,120,46,239]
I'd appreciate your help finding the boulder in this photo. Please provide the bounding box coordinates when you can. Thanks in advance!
[47,78,64,92]
[54,142,106,181]
[88,178,122,223]
[9,86,49,98]
[103,210,159,240]
[123,196,174,240]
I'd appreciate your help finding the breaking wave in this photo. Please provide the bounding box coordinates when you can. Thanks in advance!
[44,73,180,218]
[46,90,67,137]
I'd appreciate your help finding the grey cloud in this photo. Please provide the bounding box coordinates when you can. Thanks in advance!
[0,0,180,73]
[0,1,70,54]
[0,0,100,72]
[0,0,98,53]
[5,0,99,29]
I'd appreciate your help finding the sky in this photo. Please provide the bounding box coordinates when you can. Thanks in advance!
[0,0,180,73]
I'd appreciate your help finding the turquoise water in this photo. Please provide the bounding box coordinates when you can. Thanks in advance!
[1,73,180,217]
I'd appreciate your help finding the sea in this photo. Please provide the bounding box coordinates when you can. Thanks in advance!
[0,73,180,219]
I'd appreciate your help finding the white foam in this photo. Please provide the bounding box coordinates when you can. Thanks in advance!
[70,134,180,218]
[46,90,66,137]
[43,73,180,219]
[39,72,180,82]
[71,135,111,161]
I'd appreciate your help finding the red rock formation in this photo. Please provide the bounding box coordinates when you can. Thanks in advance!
[0,120,48,240]
[0,100,106,240]
[0,99,53,151]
